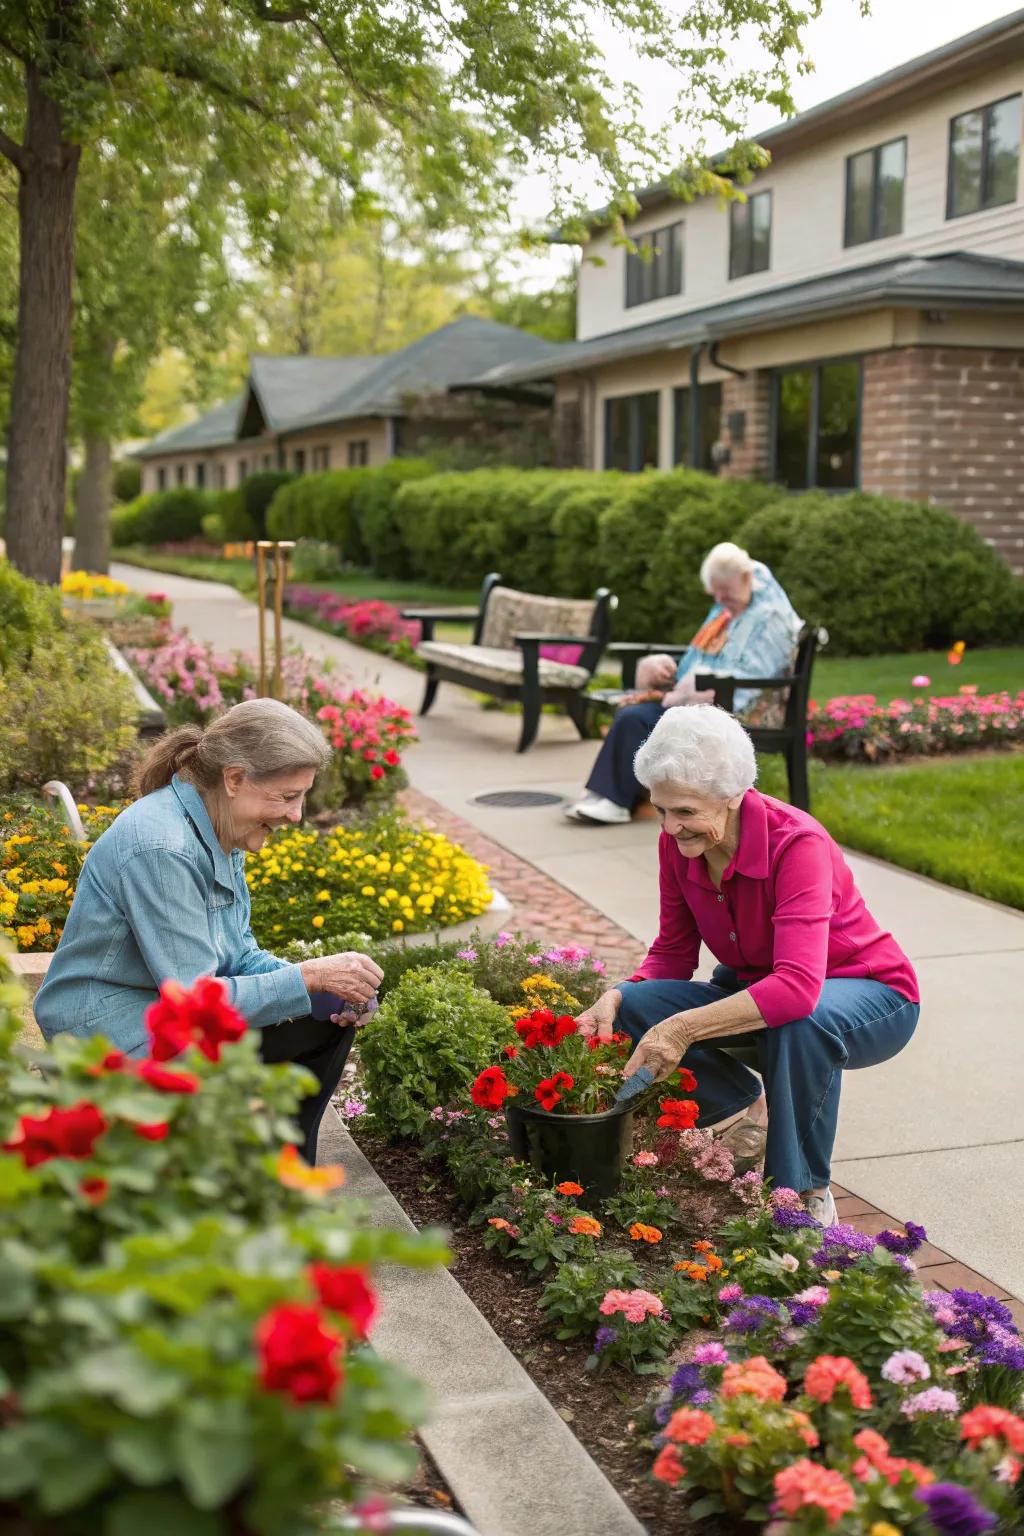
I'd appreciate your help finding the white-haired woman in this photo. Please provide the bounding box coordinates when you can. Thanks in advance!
[575,707,920,1223]
[566,542,801,824]
[35,699,383,1163]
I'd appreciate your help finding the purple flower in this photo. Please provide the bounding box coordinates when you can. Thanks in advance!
[902,1387,959,1417]
[594,1326,619,1354]
[787,1303,820,1328]
[493,932,513,948]
[978,1338,1024,1370]
[772,1206,818,1229]
[881,1349,931,1386]
[653,1401,673,1426]
[545,1212,563,1226]
[669,1362,702,1399]
[915,1483,997,1534]
[456,947,478,962]
[811,1223,877,1269]
[691,1389,715,1406]
[877,1220,927,1255]
[724,1295,784,1334]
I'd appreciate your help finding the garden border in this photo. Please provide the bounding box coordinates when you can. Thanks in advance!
[317,1108,646,1536]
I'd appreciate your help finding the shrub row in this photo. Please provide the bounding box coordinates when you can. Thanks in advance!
[266,459,434,574]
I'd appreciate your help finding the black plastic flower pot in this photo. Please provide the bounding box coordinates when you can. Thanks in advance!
[504,1098,637,1201]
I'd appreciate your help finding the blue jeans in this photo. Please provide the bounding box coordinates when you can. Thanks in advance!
[586,698,663,808]
[617,967,919,1192]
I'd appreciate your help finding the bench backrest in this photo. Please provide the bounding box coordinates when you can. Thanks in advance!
[478,584,600,651]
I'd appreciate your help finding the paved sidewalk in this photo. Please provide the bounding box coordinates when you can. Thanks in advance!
[114,564,1024,1302]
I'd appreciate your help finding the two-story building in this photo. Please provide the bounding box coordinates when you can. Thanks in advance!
[470,10,1024,571]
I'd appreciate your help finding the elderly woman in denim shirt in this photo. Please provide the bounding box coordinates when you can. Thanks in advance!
[35,698,383,1163]
[566,542,801,825]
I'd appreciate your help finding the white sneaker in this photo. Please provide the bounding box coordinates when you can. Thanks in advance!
[564,794,601,822]
[573,795,632,825]
[803,1188,837,1228]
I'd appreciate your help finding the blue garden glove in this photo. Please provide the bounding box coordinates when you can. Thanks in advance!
[614,1063,657,1104]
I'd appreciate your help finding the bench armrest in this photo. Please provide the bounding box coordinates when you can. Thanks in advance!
[513,632,594,645]
[515,632,602,687]
[695,673,798,691]
[608,642,688,688]
[400,606,480,643]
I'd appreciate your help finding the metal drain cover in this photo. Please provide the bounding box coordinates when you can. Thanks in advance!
[473,790,564,808]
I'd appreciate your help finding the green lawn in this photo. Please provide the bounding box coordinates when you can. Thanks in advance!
[758,752,1024,910]
[812,646,1023,703]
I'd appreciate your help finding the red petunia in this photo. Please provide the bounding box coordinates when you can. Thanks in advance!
[502,1044,519,1060]
[87,1050,128,1077]
[656,1098,700,1131]
[370,766,385,781]
[138,1061,201,1095]
[3,1102,108,1168]
[383,750,401,767]
[310,1264,379,1337]
[255,1302,343,1404]
[145,983,195,1061]
[534,1071,574,1111]
[471,1066,511,1110]
[132,1121,170,1141]
[145,977,246,1063]
[514,1009,577,1049]
[79,1176,110,1205]
[675,1068,698,1093]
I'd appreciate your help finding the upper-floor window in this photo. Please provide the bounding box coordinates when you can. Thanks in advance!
[625,222,684,308]
[604,391,659,472]
[347,440,369,467]
[947,94,1021,219]
[312,445,330,471]
[774,360,861,491]
[845,137,906,246]
[729,190,772,279]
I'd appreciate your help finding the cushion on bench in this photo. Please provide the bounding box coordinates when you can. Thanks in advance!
[479,587,596,653]
[416,641,590,690]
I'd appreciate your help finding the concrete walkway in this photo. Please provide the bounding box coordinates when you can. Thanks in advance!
[114,564,1024,1301]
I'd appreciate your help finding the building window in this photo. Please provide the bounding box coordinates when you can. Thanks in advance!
[157,466,166,491]
[625,222,684,309]
[845,137,906,246]
[238,459,248,483]
[312,445,331,471]
[729,191,772,279]
[672,384,723,474]
[195,462,206,490]
[214,463,227,490]
[262,453,273,471]
[293,448,306,474]
[175,464,186,486]
[947,94,1021,219]
[774,360,860,491]
[347,440,369,467]
[604,392,660,472]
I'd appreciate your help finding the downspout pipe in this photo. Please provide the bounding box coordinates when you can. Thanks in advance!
[688,341,705,470]
[708,339,746,378]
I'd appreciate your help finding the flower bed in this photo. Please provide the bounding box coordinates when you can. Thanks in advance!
[1,799,122,952]
[0,966,442,1532]
[284,586,422,667]
[126,628,415,809]
[342,940,1024,1535]
[809,688,1024,762]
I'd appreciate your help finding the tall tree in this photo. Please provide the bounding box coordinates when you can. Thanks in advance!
[0,0,826,582]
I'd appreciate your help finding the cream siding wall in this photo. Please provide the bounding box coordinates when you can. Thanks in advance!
[577,59,1024,341]
[278,418,390,470]
[140,418,394,492]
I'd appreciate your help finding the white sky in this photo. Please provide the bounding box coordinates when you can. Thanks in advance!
[506,0,1022,285]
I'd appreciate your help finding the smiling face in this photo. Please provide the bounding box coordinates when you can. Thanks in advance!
[222,766,317,853]
[708,569,753,617]
[649,780,744,861]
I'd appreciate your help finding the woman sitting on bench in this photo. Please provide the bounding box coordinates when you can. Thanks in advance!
[565,542,801,824]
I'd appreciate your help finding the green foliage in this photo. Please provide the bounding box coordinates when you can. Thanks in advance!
[200,510,225,543]
[134,488,210,545]
[242,472,295,540]
[0,559,64,670]
[282,931,465,1000]
[354,459,435,579]
[112,460,142,503]
[214,487,254,540]
[265,460,436,578]
[538,1250,642,1337]
[358,966,510,1137]
[110,495,153,548]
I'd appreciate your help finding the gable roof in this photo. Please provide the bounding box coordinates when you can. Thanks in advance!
[136,317,561,458]
[463,251,1024,386]
[561,9,1024,238]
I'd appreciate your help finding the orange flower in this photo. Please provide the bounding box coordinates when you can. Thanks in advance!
[804,1355,873,1411]
[673,1260,708,1280]
[651,1444,686,1486]
[556,1180,584,1196]
[960,1405,1024,1455]
[692,1240,715,1253]
[666,1408,716,1446]
[488,1217,513,1233]
[720,1356,787,1403]
[724,1433,752,1448]
[276,1143,344,1194]
[704,1253,724,1273]
[569,1216,602,1238]
[629,1222,663,1244]
[774,1460,855,1526]
[789,1410,820,1448]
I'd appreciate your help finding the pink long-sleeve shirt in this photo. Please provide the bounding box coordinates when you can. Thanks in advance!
[631,790,919,1027]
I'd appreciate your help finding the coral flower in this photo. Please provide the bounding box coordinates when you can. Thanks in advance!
[804,1355,873,1410]
[665,1408,716,1446]
[556,1181,584,1196]
[652,1444,686,1486]
[632,1151,659,1167]
[960,1405,1024,1455]
[720,1357,787,1403]
[79,1176,110,1205]
[629,1222,663,1244]
[773,1460,855,1526]
[276,1143,345,1194]
[569,1216,602,1238]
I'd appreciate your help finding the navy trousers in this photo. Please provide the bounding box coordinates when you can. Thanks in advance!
[260,1015,355,1164]
[586,698,663,808]
[617,967,919,1192]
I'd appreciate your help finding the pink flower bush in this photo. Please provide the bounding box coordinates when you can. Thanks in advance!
[599,1288,664,1323]
[284,587,422,660]
[808,688,1024,761]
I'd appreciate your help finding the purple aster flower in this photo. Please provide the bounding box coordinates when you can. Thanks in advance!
[915,1483,997,1535]
[772,1206,818,1229]
[455,947,478,962]
[669,1362,702,1398]
[691,1389,715,1406]
[653,1401,673,1426]
[724,1295,784,1334]
[894,1255,917,1275]
[594,1326,619,1353]
[819,1223,877,1252]
[877,1220,928,1255]
[978,1339,1024,1370]
[787,1302,820,1328]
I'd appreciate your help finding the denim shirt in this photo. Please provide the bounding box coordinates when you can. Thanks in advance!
[34,776,310,1057]
[674,562,802,715]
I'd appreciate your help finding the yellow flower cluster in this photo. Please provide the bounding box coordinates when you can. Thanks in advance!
[246,813,492,944]
[60,570,129,601]
[1,802,122,952]
[507,972,581,1019]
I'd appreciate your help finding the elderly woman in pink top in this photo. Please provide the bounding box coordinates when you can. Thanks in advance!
[576,706,919,1226]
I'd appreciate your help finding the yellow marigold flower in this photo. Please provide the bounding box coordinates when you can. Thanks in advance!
[316,890,330,902]
[361,885,375,897]
[392,919,404,932]
[311,915,325,929]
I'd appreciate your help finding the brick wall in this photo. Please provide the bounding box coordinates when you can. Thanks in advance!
[861,347,1024,572]
[719,371,773,481]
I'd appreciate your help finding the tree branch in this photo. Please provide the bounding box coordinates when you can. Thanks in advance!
[0,31,29,66]
[0,128,25,171]
[250,0,313,20]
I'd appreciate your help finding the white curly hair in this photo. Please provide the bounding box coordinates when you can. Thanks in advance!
[700,541,755,590]
[633,705,757,800]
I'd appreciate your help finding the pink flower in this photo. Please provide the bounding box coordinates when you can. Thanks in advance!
[718,1283,743,1303]
[599,1288,664,1323]
[692,1341,729,1366]
[911,675,931,688]
[632,1151,659,1167]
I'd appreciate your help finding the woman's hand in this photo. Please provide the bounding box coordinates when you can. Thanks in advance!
[661,677,716,709]
[575,987,622,1043]
[622,1014,693,1082]
[636,653,677,691]
[300,952,384,1008]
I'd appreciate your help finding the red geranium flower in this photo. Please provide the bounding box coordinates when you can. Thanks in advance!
[502,1044,519,1060]
[675,1068,698,1093]
[310,1264,379,1337]
[132,1121,170,1141]
[255,1302,344,1404]
[87,1050,128,1077]
[146,977,247,1063]
[514,1009,577,1049]
[145,984,195,1061]
[471,1066,511,1110]
[535,1071,574,1111]
[656,1098,700,1131]
[370,765,385,781]
[138,1061,201,1095]
[3,1102,108,1168]
[383,750,401,767]
[79,1176,110,1205]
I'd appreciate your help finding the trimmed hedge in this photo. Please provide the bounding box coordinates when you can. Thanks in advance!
[242,470,294,539]
[264,462,1022,654]
[133,488,209,545]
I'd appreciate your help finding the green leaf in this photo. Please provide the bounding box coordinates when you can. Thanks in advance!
[38,1451,113,1513]
[688,1494,723,1520]
[105,1490,227,1536]
[77,1345,185,1414]
[0,1424,43,1496]
[173,1400,254,1509]
[0,1246,36,1319]
[107,1424,177,1486]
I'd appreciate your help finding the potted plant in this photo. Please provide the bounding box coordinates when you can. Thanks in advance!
[470,1008,698,1199]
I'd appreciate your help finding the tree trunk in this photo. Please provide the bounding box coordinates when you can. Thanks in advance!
[5,63,81,585]
[72,433,113,573]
